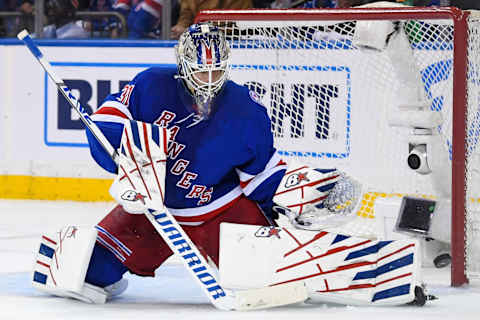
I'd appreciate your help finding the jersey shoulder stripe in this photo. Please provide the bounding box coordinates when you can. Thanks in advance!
[237,153,287,196]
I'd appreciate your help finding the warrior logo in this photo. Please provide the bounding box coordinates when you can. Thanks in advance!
[255,226,281,239]
[121,190,146,205]
[284,171,309,188]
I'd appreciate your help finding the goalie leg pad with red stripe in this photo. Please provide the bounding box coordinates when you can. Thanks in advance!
[32,226,111,303]
[219,223,421,306]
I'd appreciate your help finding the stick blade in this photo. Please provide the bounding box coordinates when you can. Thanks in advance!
[233,282,308,311]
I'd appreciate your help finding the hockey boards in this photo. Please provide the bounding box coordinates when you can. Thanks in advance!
[220,223,420,306]
[17,30,307,311]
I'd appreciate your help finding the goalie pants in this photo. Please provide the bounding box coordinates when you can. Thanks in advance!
[87,196,272,284]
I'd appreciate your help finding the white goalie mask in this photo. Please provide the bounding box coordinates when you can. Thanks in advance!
[175,23,230,118]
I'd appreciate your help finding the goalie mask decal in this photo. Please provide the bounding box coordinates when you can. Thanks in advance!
[284,172,310,188]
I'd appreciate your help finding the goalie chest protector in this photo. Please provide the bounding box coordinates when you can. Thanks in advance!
[91,67,283,220]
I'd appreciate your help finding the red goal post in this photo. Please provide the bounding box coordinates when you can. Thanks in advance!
[195,7,480,287]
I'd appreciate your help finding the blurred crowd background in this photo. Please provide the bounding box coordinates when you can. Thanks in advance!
[0,0,478,40]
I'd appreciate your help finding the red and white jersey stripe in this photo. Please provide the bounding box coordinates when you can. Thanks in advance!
[236,152,287,196]
[92,100,133,124]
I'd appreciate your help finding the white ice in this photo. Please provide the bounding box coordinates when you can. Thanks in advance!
[1,199,479,320]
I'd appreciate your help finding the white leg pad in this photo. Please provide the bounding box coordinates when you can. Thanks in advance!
[219,223,420,306]
[32,226,107,303]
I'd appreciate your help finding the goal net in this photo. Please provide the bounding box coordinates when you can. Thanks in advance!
[195,6,480,286]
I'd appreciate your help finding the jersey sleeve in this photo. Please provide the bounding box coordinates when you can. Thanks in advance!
[86,73,140,173]
[235,104,287,217]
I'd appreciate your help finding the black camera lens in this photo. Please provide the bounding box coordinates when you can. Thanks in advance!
[408,153,421,170]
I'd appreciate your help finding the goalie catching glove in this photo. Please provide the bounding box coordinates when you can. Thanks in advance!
[273,161,362,230]
[109,120,170,214]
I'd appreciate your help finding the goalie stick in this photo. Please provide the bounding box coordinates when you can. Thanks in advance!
[17,30,307,311]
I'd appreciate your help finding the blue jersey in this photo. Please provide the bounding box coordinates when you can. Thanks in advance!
[87,67,287,225]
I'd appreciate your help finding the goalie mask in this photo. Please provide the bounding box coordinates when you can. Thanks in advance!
[175,23,230,118]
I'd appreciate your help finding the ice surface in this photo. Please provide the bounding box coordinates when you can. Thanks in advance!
[1,200,479,320]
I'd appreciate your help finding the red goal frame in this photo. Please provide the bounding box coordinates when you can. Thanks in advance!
[195,7,471,287]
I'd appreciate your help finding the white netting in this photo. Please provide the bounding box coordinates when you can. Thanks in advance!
[200,8,479,280]
[216,18,454,195]
[466,11,480,279]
